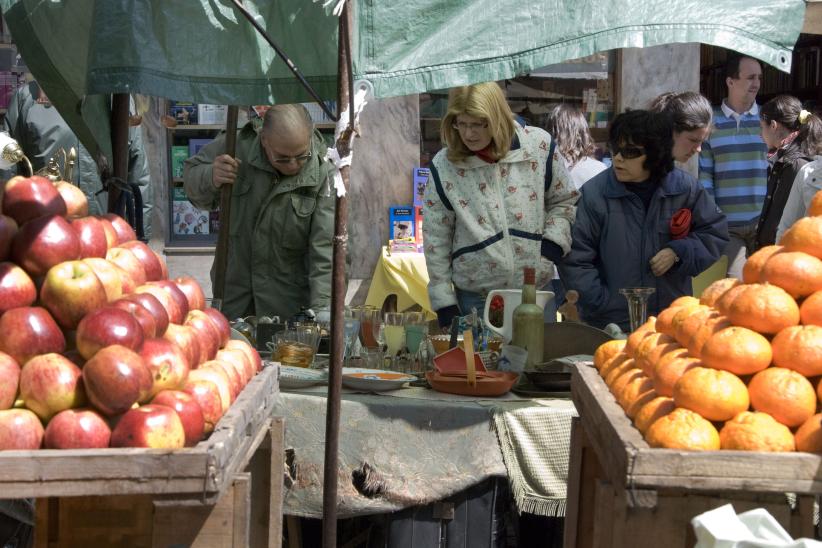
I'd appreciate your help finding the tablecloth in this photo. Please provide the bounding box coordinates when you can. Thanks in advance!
[365,247,435,319]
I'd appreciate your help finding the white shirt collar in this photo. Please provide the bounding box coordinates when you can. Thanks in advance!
[721,100,759,119]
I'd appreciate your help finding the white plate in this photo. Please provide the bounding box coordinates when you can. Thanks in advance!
[341,369,416,391]
[278,365,328,389]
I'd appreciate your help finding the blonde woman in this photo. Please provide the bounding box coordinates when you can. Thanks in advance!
[422,82,579,329]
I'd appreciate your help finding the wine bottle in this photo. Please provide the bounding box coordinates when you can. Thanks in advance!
[510,267,544,369]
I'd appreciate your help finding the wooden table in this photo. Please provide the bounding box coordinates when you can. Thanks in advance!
[0,364,284,548]
[565,363,820,548]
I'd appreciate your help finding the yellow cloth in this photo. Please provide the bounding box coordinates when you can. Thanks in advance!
[365,247,436,320]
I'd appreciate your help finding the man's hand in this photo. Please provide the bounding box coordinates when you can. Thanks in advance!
[650,248,679,277]
[212,154,241,188]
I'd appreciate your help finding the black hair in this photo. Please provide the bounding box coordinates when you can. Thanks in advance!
[760,95,822,156]
[649,91,713,133]
[608,110,674,182]
[724,54,761,80]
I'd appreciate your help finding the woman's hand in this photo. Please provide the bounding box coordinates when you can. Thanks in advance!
[650,248,679,277]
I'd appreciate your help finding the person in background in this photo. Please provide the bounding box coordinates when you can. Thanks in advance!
[649,91,713,164]
[777,155,822,241]
[183,104,335,322]
[558,110,728,332]
[754,97,822,249]
[698,55,768,279]
[422,82,578,330]
[1,81,153,238]
[543,104,607,189]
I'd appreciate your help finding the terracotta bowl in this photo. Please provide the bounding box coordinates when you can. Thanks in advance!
[426,370,519,397]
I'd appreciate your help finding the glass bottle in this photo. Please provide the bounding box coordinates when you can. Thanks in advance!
[510,267,544,369]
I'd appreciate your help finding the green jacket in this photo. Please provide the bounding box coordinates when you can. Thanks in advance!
[183,123,335,320]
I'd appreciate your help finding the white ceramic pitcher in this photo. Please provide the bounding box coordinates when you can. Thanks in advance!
[483,289,554,342]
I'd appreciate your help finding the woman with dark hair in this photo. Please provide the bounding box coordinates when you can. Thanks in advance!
[754,95,822,249]
[544,104,607,189]
[558,110,728,331]
[649,91,713,163]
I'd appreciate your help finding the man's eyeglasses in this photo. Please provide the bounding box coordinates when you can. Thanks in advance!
[452,120,489,132]
[608,144,646,160]
[269,150,312,165]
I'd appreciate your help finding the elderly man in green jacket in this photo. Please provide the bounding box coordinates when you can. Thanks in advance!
[183,104,335,321]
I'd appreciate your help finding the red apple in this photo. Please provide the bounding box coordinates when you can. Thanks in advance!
[98,216,118,249]
[55,180,88,218]
[69,216,107,259]
[0,352,20,410]
[187,368,231,413]
[110,404,185,449]
[82,257,123,302]
[146,281,189,324]
[2,175,66,224]
[0,262,37,314]
[216,348,253,386]
[162,323,200,369]
[182,379,223,434]
[203,307,231,348]
[185,310,220,363]
[102,213,137,245]
[106,246,147,286]
[0,307,65,365]
[44,408,111,449]
[138,338,190,396]
[113,262,137,295]
[11,214,81,277]
[201,360,241,402]
[225,339,262,374]
[174,276,206,311]
[110,298,156,339]
[0,214,18,261]
[19,353,85,421]
[120,241,162,281]
[40,260,108,329]
[155,249,169,280]
[123,292,169,336]
[82,345,149,416]
[76,306,144,360]
[135,284,184,325]
[151,390,204,447]
[0,408,43,450]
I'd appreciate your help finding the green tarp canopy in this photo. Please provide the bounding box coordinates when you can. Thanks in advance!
[0,0,807,161]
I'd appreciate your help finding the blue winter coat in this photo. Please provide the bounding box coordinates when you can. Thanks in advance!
[557,168,728,331]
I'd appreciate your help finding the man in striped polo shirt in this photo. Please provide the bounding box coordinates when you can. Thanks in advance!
[698,55,768,279]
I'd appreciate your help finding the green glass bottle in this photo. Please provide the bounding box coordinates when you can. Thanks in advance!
[510,267,544,369]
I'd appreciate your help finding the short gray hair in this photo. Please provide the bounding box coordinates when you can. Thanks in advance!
[262,104,313,136]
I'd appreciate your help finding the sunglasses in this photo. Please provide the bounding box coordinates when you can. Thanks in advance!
[269,150,313,165]
[608,144,646,160]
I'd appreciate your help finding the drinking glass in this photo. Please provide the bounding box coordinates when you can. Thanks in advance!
[383,312,405,356]
[357,306,381,349]
[343,307,360,365]
[619,287,656,332]
[403,311,427,374]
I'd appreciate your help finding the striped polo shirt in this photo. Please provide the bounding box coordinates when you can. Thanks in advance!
[698,101,768,227]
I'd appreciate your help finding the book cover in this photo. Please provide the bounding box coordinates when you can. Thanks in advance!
[197,104,227,125]
[170,146,189,179]
[415,206,424,252]
[389,205,414,241]
[188,138,213,158]
[169,101,198,125]
[412,167,430,208]
[171,187,210,235]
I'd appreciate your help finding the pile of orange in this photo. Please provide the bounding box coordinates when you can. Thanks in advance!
[593,189,822,453]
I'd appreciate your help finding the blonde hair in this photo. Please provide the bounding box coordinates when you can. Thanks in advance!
[441,82,516,162]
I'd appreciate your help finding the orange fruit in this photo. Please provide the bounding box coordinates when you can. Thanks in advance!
[748,367,816,428]
[617,375,655,416]
[609,368,644,396]
[625,317,657,358]
[645,407,720,450]
[719,411,795,452]
[771,325,822,377]
[672,367,750,422]
[800,290,822,326]
[669,296,700,309]
[808,189,822,217]
[656,304,695,337]
[626,388,659,419]
[599,352,631,379]
[700,326,772,375]
[715,284,750,316]
[593,339,627,370]
[742,245,783,284]
[653,352,701,397]
[634,396,676,434]
[699,277,742,307]
[725,283,799,335]
[634,332,677,376]
[673,305,713,347]
[759,250,822,298]
[780,216,822,259]
[687,313,732,358]
[795,413,822,453]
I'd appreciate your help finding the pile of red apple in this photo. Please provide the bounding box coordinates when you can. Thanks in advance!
[0,175,262,451]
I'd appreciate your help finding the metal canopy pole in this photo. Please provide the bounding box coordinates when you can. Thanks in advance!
[322,3,355,547]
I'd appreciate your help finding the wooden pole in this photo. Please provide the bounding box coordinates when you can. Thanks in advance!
[108,93,129,213]
[212,106,240,302]
[322,4,354,546]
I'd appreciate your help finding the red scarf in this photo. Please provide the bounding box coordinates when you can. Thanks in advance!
[767,131,799,160]
[670,208,692,240]
[474,145,498,164]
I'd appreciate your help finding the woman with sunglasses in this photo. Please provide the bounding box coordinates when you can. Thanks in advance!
[558,110,728,332]
[422,82,579,329]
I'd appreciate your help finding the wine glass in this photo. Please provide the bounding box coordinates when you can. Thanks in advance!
[403,311,427,374]
[383,312,405,371]
[343,307,360,366]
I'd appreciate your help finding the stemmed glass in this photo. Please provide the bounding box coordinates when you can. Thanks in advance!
[403,311,427,374]
[619,287,656,332]
[383,312,405,371]
[342,307,360,366]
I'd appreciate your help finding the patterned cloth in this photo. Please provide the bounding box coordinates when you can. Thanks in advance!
[491,399,578,517]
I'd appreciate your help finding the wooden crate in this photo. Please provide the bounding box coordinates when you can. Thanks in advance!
[565,364,819,548]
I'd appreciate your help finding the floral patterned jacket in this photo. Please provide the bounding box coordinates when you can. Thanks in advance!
[423,123,579,312]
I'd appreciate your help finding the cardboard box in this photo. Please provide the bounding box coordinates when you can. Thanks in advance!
[197,104,227,125]
[170,146,189,179]
[413,167,430,208]
[389,205,414,241]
